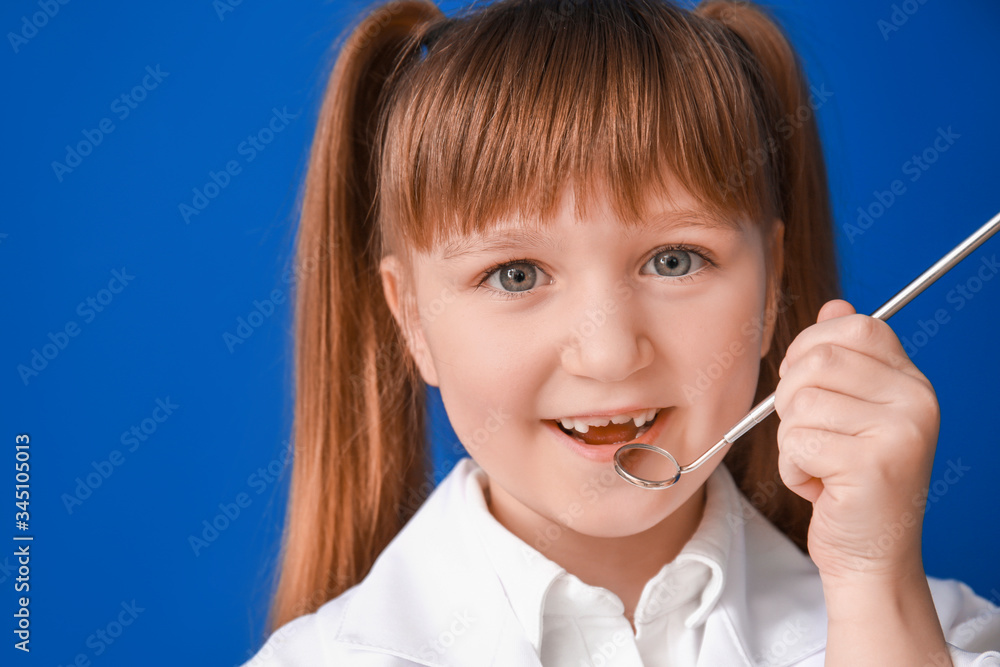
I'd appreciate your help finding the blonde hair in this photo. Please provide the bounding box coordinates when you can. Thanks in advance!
[267,0,840,634]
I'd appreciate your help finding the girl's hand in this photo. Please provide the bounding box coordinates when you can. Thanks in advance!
[773,298,940,584]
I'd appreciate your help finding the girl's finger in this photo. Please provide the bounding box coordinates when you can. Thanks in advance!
[774,342,907,408]
[779,310,928,387]
[777,425,855,484]
[775,383,895,438]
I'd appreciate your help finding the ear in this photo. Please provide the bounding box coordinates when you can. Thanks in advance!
[760,218,785,359]
[379,254,440,387]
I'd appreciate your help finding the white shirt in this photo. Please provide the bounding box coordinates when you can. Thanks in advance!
[470,459,729,666]
[242,457,1000,666]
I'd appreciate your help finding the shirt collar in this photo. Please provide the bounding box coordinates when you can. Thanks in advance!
[462,463,566,650]
[670,463,737,628]
[462,459,743,653]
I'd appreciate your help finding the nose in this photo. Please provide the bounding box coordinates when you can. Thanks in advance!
[558,287,655,383]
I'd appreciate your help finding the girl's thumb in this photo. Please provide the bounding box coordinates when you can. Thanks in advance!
[816,298,856,323]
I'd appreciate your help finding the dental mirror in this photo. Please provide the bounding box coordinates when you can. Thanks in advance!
[615,210,1000,490]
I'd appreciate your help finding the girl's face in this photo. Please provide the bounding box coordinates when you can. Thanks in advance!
[381,175,783,540]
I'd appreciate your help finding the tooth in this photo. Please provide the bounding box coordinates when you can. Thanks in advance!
[558,409,665,433]
[635,408,661,429]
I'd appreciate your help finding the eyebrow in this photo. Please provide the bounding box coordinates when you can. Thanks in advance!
[442,229,560,260]
[440,211,742,260]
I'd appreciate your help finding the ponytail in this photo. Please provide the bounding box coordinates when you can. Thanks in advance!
[266,0,446,634]
[696,0,841,551]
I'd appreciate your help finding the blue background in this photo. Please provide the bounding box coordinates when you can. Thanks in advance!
[2,0,997,664]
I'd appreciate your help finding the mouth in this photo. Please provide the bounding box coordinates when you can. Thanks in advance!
[544,407,671,446]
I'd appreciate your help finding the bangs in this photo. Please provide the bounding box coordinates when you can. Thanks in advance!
[375,0,781,257]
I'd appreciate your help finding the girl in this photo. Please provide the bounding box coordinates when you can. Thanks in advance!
[244,0,1000,664]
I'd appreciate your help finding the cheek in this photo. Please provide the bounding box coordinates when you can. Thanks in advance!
[427,323,547,457]
[671,280,769,431]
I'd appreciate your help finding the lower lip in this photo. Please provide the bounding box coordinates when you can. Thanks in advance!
[543,409,673,463]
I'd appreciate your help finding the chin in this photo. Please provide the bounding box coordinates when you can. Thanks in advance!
[555,479,705,539]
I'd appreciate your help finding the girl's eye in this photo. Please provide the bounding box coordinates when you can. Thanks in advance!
[643,245,711,281]
[476,261,550,301]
